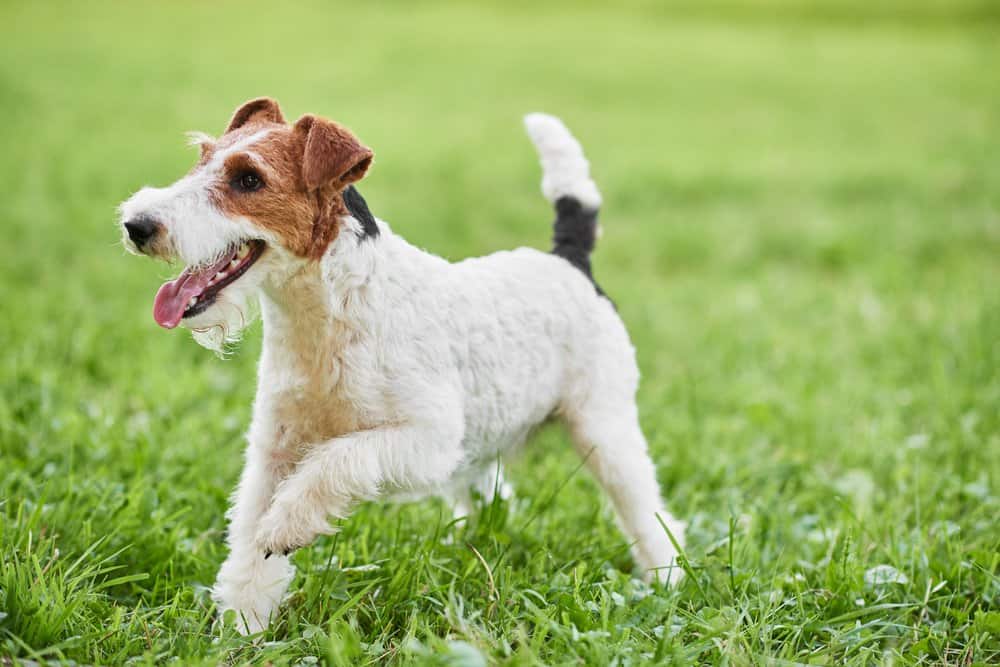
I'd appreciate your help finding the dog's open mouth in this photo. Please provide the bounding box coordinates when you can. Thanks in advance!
[152,240,266,329]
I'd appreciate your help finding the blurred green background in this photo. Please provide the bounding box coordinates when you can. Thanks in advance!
[1,0,998,664]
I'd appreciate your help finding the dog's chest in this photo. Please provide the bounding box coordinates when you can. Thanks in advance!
[265,386,356,451]
[252,332,377,452]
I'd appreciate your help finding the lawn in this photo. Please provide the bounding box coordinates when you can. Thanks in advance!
[1,0,999,664]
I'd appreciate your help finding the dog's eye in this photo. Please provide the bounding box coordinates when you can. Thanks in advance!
[233,171,264,192]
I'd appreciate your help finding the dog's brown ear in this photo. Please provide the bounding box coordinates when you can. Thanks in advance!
[295,114,373,192]
[226,97,286,133]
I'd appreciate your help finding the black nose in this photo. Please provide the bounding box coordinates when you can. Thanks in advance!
[124,216,162,249]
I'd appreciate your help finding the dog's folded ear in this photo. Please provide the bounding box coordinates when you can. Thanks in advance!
[295,114,374,192]
[226,97,286,133]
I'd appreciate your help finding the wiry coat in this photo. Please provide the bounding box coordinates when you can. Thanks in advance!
[119,99,686,634]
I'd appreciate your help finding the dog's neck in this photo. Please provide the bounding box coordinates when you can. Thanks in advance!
[256,190,444,381]
[251,242,372,447]
[257,205,388,373]
[261,262,335,331]
[262,186,375,317]
[260,249,369,362]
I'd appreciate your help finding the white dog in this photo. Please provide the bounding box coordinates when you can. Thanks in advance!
[119,98,686,634]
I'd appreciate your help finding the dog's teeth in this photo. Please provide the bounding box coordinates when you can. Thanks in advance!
[230,259,240,268]
[188,297,197,307]
[215,271,227,281]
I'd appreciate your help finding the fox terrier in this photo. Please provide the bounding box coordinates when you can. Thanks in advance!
[119,98,686,634]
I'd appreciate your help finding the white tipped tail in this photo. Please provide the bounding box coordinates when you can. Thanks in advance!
[524,113,602,211]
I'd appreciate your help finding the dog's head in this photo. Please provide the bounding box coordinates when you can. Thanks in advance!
[119,97,373,351]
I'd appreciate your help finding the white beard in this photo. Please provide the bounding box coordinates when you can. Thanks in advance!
[188,291,260,356]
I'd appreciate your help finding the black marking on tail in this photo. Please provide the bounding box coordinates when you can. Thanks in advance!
[344,186,380,240]
[551,196,609,300]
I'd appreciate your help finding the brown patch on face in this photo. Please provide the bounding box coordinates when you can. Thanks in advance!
[210,126,319,257]
[200,99,374,260]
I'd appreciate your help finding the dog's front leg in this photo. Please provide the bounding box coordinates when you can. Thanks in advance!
[254,422,464,557]
[212,445,295,635]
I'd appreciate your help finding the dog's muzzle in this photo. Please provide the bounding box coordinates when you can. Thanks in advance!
[123,215,164,252]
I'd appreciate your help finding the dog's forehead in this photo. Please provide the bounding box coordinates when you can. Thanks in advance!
[220,123,297,158]
[220,121,285,148]
[194,121,301,173]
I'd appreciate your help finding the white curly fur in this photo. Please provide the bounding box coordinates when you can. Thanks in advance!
[119,113,686,635]
[524,112,602,210]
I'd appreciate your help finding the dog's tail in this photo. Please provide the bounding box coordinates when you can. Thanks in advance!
[523,113,605,294]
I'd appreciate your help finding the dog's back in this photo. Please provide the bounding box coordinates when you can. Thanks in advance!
[391,114,628,462]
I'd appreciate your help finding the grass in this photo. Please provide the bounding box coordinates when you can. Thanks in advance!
[1,0,999,664]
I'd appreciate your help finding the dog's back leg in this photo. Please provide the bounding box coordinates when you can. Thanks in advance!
[563,396,686,585]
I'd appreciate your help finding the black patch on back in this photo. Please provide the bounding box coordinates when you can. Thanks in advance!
[343,185,379,240]
[551,196,609,300]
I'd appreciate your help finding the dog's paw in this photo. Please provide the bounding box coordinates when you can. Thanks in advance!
[637,514,687,587]
[212,553,295,635]
[254,498,333,557]
[217,606,270,636]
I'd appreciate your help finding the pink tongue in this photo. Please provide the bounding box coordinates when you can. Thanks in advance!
[152,252,234,329]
